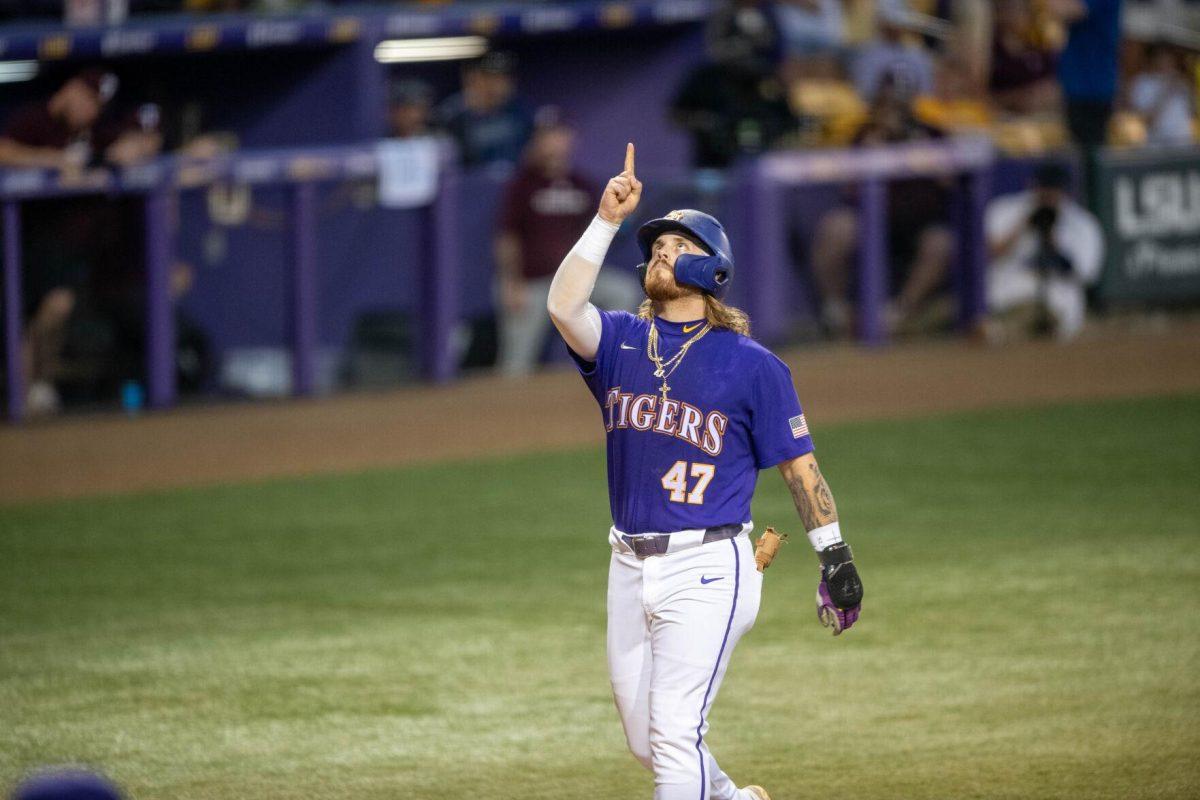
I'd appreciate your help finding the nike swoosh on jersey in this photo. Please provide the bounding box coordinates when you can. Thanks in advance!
[682,323,702,333]
[700,576,724,584]
[620,343,638,350]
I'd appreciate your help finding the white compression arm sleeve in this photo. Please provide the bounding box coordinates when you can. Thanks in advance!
[547,215,620,361]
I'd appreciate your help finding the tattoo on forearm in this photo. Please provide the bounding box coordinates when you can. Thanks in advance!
[787,474,820,531]
[786,464,838,532]
[811,463,836,520]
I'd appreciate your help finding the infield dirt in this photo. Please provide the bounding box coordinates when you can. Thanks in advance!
[2,320,1198,504]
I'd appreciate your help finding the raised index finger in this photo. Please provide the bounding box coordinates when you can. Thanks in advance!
[624,142,635,176]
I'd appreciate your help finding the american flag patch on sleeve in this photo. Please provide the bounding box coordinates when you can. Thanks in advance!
[789,414,809,439]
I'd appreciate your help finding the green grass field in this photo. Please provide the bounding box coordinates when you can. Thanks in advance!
[2,395,1198,799]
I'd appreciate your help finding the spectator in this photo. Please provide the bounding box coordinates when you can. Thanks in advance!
[1054,0,1122,211]
[0,68,119,169]
[851,2,935,103]
[705,0,785,77]
[809,81,954,337]
[1126,41,1196,145]
[984,160,1103,341]
[436,51,533,170]
[774,0,847,130]
[671,60,798,169]
[988,0,1061,115]
[387,78,438,139]
[941,0,993,93]
[775,0,845,58]
[493,110,640,376]
[0,68,162,415]
[913,54,993,133]
[377,77,451,209]
[103,102,163,167]
[673,2,798,169]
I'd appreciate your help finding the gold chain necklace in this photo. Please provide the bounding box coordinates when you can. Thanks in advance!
[647,320,711,404]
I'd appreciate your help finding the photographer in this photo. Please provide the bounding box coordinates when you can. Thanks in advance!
[983,161,1104,341]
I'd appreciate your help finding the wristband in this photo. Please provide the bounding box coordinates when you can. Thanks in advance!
[817,542,854,568]
[806,521,843,552]
[574,215,620,265]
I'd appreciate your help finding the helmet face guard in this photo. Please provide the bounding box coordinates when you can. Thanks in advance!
[635,210,734,300]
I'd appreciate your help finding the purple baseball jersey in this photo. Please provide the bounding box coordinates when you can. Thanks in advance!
[569,310,814,535]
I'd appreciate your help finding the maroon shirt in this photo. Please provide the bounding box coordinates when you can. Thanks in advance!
[4,104,76,148]
[498,167,597,280]
[989,37,1057,93]
[3,103,139,311]
[1,102,136,166]
[2,103,99,163]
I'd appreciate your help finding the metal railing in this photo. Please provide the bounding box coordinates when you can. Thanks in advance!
[2,137,996,422]
[1,145,460,421]
[731,137,994,345]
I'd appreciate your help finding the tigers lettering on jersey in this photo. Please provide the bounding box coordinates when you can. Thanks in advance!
[604,387,728,456]
[569,310,813,534]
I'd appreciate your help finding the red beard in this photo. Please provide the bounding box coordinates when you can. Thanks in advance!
[644,262,699,302]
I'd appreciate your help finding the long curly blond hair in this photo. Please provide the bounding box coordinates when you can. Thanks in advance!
[637,295,751,337]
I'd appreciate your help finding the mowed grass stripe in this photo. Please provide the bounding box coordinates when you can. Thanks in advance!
[1,395,1198,799]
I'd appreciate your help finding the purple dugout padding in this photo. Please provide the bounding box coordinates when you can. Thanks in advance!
[757,138,994,184]
[350,32,389,142]
[167,139,995,382]
[144,185,176,409]
[753,168,790,345]
[857,178,888,346]
[0,147,406,410]
[313,202,424,345]
[290,182,319,396]
[427,168,461,383]
[730,160,788,345]
[452,169,507,321]
[178,186,290,353]
[750,138,997,345]
[0,148,379,201]
[2,139,1013,420]
[4,202,24,422]
[176,183,430,382]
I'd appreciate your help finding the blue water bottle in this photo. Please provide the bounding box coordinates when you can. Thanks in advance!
[121,380,145,417]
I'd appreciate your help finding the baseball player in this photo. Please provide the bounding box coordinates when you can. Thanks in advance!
[547,143,864,800]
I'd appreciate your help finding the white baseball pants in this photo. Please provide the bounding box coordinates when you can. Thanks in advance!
[607,528,763,800]
[987,264,1088,339]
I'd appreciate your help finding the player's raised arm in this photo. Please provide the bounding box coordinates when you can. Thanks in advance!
[777,452,864,635]
[547,143,643,360]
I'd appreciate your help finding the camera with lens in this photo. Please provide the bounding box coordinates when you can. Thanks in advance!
[1028,204,1058,236]
[1028,204,1073,277]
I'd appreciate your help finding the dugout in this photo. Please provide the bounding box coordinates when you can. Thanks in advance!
[3,1,1198,422]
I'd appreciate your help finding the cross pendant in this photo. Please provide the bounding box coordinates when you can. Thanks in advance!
[660,383,670,403]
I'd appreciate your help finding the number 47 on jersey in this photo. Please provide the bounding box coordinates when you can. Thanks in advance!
[661,461,715,505]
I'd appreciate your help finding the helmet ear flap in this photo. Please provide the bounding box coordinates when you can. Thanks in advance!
[674,253,734,300]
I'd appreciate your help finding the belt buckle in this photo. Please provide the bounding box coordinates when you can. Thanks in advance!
[628,534,666,559]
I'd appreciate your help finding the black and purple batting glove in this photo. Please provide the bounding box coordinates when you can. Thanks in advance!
[815,543,863,636]
[817,580,860,634]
